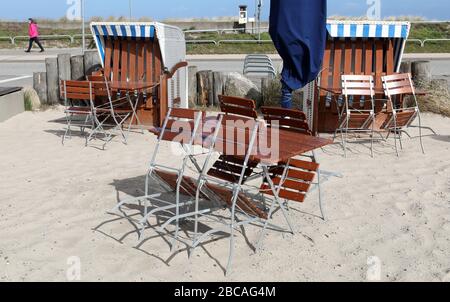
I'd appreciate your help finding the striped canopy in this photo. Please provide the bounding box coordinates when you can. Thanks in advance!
[326,20,410,39]
[91,23,156,40]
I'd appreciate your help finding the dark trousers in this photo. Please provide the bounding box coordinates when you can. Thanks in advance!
[280,80,293,109]
[27,37,44,51]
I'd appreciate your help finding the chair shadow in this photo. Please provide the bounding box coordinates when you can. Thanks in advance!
[432,135,450,143]
[92,174,262,273]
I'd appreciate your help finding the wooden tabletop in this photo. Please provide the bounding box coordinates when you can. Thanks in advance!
[150,114,332,166]
[211,121,332,165]
[109,81,157,91]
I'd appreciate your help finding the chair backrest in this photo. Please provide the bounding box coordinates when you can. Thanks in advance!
[103,38,163,83]
[261,159,319,203]
[87,75,106,82]
[218,95,258,120]
[341,75,375,98]
[158,108,205,144]
[60,80,93,103]
[382,73,415,98]
[261,107,312,135]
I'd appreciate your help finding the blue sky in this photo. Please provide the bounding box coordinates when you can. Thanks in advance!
[0,0,448,21]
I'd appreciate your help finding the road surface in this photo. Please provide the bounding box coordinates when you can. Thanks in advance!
[0,49,449,88]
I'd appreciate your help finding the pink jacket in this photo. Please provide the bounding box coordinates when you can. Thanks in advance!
[29,23,39,38]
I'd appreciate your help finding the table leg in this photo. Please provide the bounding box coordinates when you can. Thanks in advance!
[255,165,295,252]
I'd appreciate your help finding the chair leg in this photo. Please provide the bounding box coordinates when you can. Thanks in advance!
[344,118,349,158]
[417,113,425,154]
[398,130,404,150]
[62,113,71,145]
[371,116,375,158]
[169,186,182,252]
[317,168,325,221]
[393,120,399,157]
[138,171,152,242]
[225,189,239,277]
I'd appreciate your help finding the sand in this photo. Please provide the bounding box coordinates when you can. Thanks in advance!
[0,107,449,282]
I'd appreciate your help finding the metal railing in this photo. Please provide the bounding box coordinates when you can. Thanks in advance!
[217,39,272,45]
[406,38,450,47]
[184,27,269,35]
[12,35,74,44]
[186,39,218,45]
[0,33,448,49]
[0,36,13,44]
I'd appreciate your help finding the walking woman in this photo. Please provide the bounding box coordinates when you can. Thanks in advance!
[25,18,45,53]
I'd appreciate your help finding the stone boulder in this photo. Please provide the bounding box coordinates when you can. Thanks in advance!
[222,72,261,104]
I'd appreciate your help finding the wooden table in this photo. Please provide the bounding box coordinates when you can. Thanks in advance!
[109,81,158,130]
[150,114,332,166]
[148,112,333,274]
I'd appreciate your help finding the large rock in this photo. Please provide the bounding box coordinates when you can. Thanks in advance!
[222,72,261,103]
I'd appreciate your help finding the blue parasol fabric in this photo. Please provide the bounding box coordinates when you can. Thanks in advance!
[270,0,327,93]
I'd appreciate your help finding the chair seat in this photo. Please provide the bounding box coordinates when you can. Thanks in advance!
[260,159,319,204]
[95,108,133,114]
[205,183,268,219]
[65,107,92,115]
[152,169,268,219]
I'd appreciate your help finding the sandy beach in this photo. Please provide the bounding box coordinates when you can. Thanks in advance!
[0,107,449,282]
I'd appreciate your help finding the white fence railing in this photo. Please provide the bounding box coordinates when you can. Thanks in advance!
[0,33,448,48]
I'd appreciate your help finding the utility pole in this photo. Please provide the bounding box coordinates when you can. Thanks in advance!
[81,0,86,53]
[129,0,132,21]
[257,0,262,42]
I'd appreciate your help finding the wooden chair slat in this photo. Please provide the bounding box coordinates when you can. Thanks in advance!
[355,40,363,75]
[387,87,414,96]
[261,107,307,120]
[344,39,353,75]
[120,40,129,82]
[289,159,320,172]
[261,185,306,203]
[137,40,145,80]
[112,39,120,81]
[270,177,311,193]
[169,108,202,120]
[104,39,112,80]
[219,95,256,109]
[128,40,137,82]
[146,41,153,83]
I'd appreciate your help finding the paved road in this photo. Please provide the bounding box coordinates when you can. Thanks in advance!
[0,49,449,88]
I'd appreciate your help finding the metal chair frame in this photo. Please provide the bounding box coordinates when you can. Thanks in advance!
[335,75,378,158]
[61,80,96,146]
[381,73,436,156]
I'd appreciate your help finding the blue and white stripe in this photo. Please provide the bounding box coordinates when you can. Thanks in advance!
[91,23,156,40]
[326,22,410,39]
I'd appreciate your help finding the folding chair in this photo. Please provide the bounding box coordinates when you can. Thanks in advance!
[336,75,377,158]
[188,115,267,276]
[261,107,312,135]
[206,95,260,184]
[87,80,135,149]
[60,80,95,145]
[381,73,436,156]
[259,106,324,218]
[110,108,210,248]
